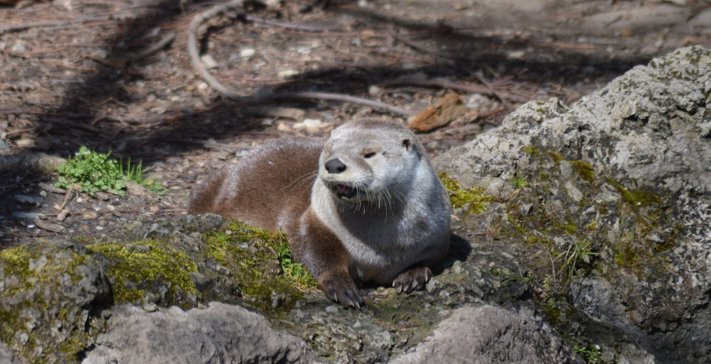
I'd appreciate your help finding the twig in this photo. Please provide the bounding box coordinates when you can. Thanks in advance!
[471,71,513,110]
[243,14,342,33]
[0,16,109,34]
[127,32,176,63]
[58,188,75,212]
[187,0,417,116]
[385,77,528,103]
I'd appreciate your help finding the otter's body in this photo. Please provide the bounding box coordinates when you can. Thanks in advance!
[190,120,451,307]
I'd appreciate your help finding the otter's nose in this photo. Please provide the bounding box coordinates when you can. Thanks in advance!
[325,158,347,174]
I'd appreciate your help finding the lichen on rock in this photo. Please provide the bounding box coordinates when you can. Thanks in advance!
[436,45,711,363]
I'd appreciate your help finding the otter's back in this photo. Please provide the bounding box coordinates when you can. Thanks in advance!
[189,138,323,232]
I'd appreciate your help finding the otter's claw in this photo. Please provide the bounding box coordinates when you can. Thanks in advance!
[319,274,363,309]
[393,266,432,294]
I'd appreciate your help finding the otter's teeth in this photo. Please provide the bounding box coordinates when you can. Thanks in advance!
[334,184,357,199]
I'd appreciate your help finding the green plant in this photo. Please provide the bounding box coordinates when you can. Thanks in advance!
[510,176,528,189]
[55,146,164,196]
[573,340,603,364]
[56,146,127,196]
[555,239,597,282]
[271,240,317,290]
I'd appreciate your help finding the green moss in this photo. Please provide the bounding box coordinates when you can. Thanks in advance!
[571,160,596,183]
[87,240,198,306]
[0,245,94,364]
[510,176,528,189]
[522,145,540,157]
[606,178,661,207]
[547,151,564,165]
[203,222,316,315]
[439,173,492,215]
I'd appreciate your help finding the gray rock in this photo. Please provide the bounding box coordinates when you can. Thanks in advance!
[437,45,711,362]
[390,305,580,364]
[82,302,311,364]
[0,341,24,364]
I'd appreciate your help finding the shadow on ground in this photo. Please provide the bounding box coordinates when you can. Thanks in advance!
[0,0,654,245]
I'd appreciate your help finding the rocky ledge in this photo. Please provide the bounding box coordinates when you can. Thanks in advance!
[1,46,709,363]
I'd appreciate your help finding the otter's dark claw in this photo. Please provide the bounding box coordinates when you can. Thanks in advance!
[319,273,363,309]
[392,266,432,294]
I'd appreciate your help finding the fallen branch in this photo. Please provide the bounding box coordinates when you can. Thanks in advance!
[187,0,417,116]
[0,153,65,174]
[0,16,109,34]
[384,76,528,104]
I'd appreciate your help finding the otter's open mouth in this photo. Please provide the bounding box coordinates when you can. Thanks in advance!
[332,184,357,199]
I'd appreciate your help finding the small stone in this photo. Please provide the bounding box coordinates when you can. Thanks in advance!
[201,55,218,69]
[18,332,28,346]
[240,48,256,58]
[56,210,69,222]
[278,69,299,79]
[149,205,160,213]
[325,305,339,314]
[29,255,48,271]
[368,85,381,96]
[293,118,326,133]
[11,42,27,53]
[83,211,98,219]
[15,138,35,148]
[142,303,158,312]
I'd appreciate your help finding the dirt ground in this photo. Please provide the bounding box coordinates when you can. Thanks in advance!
[0,0,709,246]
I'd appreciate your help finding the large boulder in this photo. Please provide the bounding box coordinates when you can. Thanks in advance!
[82,302,311,364]
[436,45,710,362]
[390,304,578,364]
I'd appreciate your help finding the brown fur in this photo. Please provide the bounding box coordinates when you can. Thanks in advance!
[190,120,451,308]
[189,138,362,307]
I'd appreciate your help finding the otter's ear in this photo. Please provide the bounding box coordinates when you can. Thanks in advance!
[402,139,412,151]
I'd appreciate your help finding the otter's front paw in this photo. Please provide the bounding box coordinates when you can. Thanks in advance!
[319,273,363,309]
[393,266,432,294]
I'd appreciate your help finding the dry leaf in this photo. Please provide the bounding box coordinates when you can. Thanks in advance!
[409,93,466,132]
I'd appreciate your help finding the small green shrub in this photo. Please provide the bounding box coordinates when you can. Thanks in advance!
[55,146,164,197]
[56,146,126,196]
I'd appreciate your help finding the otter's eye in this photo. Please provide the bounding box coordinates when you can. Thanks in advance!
[363,151,376,159]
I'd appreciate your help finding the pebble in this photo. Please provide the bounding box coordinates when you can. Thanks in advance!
[240,48,256,58]
[293,118,327,133]
[325,305,339,314]
[11,42,27,53]
[56,210,69,222]
[142,302,158,312]
[201,55,218,69]
[278,69,299,79]
[83,211,98,219]
[34,220,65,233]
[15,138,35,148]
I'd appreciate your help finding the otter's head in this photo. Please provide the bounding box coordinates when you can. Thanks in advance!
[319,120,423,204]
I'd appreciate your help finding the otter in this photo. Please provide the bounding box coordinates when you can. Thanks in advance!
[189,119,451,308]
